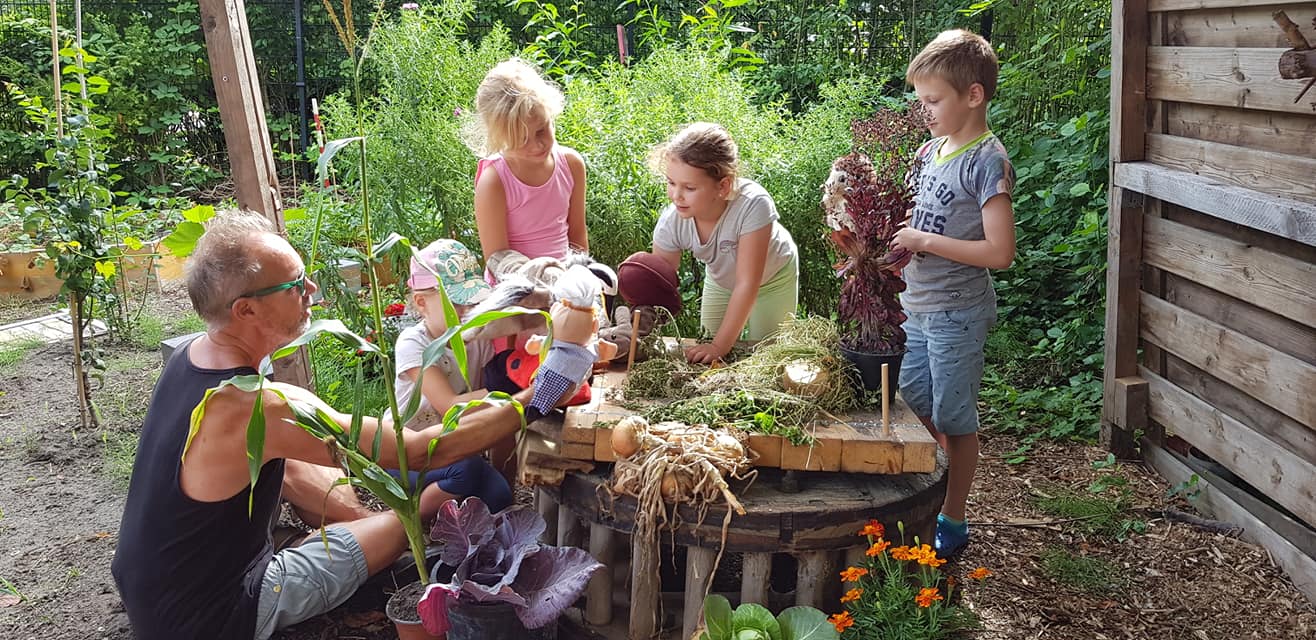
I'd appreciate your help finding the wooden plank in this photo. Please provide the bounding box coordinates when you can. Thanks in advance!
[780,424,845,471]
[1144,368,1315,524]
[1103,187,1147,456]
[629,527,660,639]
[585,523,616,626]
[795,550,832,608]
[1146,46,1316,116]
[1164,273,1316,366]
[1167,102,1316,159]
[1150,0,1314,11]
[683,546,717,640]
[1111,0,1150,164]
[740,552,772,606]
[1146,134,1316,206]
[1140,292,1316,427]
[746,433,783,468]
[896,423,938,473]
[1164,4,1307,47]
[1162,203,1316,264]
[1142,440,1316,603]
[838,411,905,474]
[1142,215,1316,327]
[1164,354,1316,466]
[1182,453,1316,559]
[1115,162,1316,245]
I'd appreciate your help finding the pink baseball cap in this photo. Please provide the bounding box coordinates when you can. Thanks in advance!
[407,239,492,305]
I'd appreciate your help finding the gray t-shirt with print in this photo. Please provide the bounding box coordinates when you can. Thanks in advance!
[652,178,797,290]
[901,133,1014,312]
[393,321,494,431]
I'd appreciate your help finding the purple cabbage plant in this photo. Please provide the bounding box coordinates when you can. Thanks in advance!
[824,107,929,355]
[417,496,604,634]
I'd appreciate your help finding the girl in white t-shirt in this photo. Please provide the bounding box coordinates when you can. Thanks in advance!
[650,122,799,364]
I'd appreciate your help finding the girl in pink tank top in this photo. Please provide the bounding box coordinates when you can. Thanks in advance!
[472,59,589,282]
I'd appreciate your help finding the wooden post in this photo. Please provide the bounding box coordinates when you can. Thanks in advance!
[739,552,772,606]
[630,529,660,639]
[683,546,717,640]
[558,504,584,548]
[199,0,311,387]
[795,550,831,608]
[1102,0,1148,459]
[537,488,559,545]
[585,523,616,626]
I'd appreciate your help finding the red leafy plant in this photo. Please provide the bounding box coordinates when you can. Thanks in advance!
[417,497,604,634]
[822,106,928,354]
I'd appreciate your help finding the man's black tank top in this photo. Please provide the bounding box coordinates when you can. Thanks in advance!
[111,339,284,640]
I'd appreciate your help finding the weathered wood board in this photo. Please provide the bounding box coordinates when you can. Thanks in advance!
[559,367,937,474]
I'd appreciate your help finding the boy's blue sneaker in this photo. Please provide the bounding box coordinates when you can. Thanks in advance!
[934,513,969,558]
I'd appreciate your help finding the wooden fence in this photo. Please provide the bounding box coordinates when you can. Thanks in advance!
[1103,0,1316,600]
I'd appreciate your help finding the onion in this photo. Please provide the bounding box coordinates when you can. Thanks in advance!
[611,416,645,458]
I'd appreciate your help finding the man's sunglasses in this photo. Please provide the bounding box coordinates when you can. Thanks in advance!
[235,273,307,301]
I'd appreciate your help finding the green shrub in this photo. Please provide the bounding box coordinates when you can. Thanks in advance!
[318,1,515,247]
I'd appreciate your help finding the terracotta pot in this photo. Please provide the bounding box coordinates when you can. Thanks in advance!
[386,581,443,640]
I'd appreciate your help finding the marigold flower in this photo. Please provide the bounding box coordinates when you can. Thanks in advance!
[841,587,863,603]
[917,550,946,568]
[969,566,993,580]
[829,611,855,632]
[858,519,885,538]
[839,566,869,582]
[866,539,892,557]
[915,587,943,608]
[947,576,957,588]
[890,545,915,561]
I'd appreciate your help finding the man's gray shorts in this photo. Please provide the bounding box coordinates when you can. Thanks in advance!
[253,526,370,639]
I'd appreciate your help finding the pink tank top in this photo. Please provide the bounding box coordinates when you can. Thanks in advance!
[478,146,575,263]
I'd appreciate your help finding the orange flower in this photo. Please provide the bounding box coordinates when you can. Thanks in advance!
[829,611,855,632]
[968,566,993,580]
[841,587,863,603]
[916,548,946,568]
[839,566,869,582]
[915,587,943,608]
[890,545,915,561]
[866,539,892,557]
[858,519,885,538]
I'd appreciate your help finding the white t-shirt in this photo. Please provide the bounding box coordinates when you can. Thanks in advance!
[652,178,797,290]
[393,321,495,430]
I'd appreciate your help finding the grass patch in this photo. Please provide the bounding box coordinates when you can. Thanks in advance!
[1039,547,1127,595]
[310,335,391,417]
[1033,482,1146,540]
[128,310,206,350]
[101,429,138,490]
[0,337,45,371]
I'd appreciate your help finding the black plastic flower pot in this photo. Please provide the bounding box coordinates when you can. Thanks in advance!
[446,600,558,640]
[840,346,903,408]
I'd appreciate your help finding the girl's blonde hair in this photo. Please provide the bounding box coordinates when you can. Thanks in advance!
[648,122,740,194]
[470,58,565,156]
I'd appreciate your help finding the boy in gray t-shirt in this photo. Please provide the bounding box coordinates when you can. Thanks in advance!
[892,29,1017,559]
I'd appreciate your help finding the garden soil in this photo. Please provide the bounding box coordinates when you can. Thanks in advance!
[0,285,1313,639]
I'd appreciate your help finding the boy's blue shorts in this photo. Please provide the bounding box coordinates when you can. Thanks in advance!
[899,300,996,436]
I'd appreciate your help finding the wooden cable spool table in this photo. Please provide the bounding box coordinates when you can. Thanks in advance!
[533,414,948,640]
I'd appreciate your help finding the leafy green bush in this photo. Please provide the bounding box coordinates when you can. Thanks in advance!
[317,1,514,248]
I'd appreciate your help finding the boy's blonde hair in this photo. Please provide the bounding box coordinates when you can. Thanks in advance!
[906,29,999,100]
[648,122,740,190]
[472,58,564,155]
